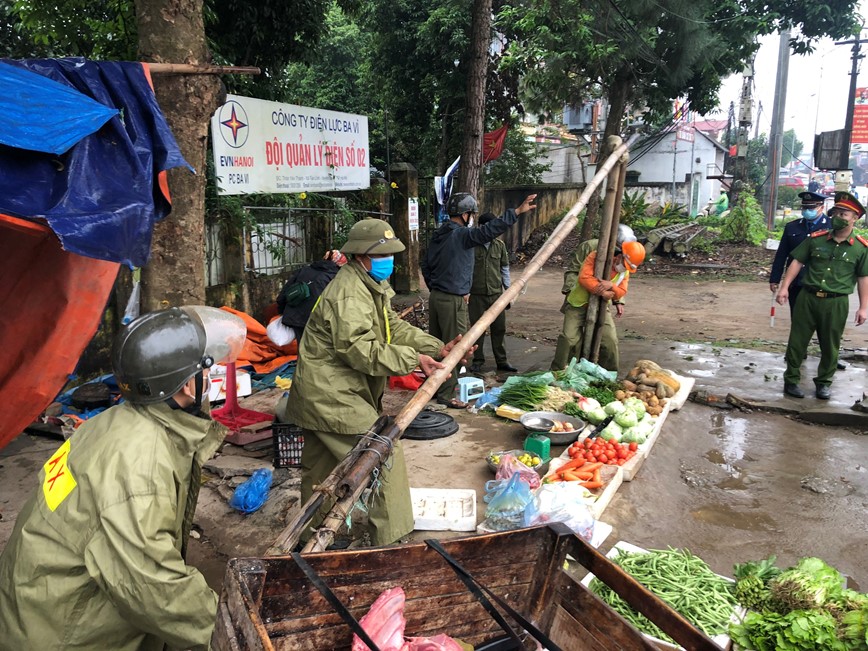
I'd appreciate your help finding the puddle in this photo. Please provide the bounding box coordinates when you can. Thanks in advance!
[690,503,780,532]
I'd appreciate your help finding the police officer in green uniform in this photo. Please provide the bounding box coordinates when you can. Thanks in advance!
[281,219,467,546]
[468,213,516,373]
[778,192,868,399]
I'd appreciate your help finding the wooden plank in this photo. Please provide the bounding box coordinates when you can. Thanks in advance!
[556,575,658,650]
[549,603,612,651]
[223,568,275,651]
[213,602,243,651]
[563,536,720,650]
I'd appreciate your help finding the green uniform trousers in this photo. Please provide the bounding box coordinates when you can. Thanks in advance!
[468,293,508,366]
[550,301,619,372]
[783,291,849,388]
[428,289,468,403]
[300,429,414,547]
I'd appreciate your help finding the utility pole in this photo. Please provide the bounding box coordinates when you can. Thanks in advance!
[834,31,864,190]
[731,59,754,207]
[764,30,791,230]
[754,101,763,140]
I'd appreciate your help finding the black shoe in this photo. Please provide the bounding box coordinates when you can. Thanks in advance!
[837,360,847,370]
[496,363,518,373]
[816,385,831,400]
[783,383,805,398]
[469,363,484,374]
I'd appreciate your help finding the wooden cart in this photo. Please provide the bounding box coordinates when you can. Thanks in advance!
[213,523,724,651]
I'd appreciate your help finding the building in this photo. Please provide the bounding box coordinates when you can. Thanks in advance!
[626,125,728,216]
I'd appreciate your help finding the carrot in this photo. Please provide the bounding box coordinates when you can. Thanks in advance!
[592,468,602,483]
[578,462,603,473]
[580,480,604,489]
[562,471,583,481]
[556,457,592,474]
[574,471,594,480]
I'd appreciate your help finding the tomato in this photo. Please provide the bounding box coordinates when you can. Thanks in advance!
[584,438,593,449]
[586,455,596,463]
[626,451,635,460]
[617,459,626,466]
[628,442,638,452]
[598,454,608,463]
[616,449,627,460]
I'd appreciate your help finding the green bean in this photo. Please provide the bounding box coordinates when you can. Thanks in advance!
[589,547,738,643]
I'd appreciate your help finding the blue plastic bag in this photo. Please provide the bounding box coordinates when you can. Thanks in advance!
[229,468,273,514]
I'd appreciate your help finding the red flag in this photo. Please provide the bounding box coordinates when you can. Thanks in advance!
[482,125,508,163]
[728,145,737,157]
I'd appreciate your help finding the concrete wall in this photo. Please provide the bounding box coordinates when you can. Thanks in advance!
[535,142,585,184]
[480,184,584,253]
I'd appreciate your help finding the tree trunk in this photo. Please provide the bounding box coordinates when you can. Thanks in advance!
[579,72,632,242]
[456,0,492,197]
[135,0,223,309]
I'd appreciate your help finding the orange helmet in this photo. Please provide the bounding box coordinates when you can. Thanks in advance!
[619,241,646,272]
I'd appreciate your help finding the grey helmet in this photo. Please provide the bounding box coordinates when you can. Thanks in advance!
[446,192,478,216]
[112,306,246,404]
[616,224,637,246]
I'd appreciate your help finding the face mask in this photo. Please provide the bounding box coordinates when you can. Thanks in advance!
[802,208,820,220]
[831,216,849,231]
[368,256,394,282]
[614,263,626,274]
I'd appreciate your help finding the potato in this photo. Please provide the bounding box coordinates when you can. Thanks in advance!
[614,390,627,400]
[622,380,637,392]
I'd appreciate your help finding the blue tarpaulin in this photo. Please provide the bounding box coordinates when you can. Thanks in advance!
[0,58,191,267]
[0,61,119,155]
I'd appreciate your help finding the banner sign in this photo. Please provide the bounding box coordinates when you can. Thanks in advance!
[211,95,370,195]
[852,87,868,145]
[408,197,419,232]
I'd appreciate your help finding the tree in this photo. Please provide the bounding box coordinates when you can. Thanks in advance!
[781,128,804,168]
[484,127,552,185]
[456,0,492,197]
[497,0,860,239]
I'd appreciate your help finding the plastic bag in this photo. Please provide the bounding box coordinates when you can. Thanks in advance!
[471,387,502,412]
[229,468,273,514]
[501,372,554,391]
[555,358,593,392]
[495,453,540,489]
[522,483,596,542]
[577,357,617,382]
[480,473,534,531]
[122,273,141,325]
[266,317,297,347]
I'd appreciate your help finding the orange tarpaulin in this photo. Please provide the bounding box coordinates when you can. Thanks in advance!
[220,306,298,374]
[0,214,119,450]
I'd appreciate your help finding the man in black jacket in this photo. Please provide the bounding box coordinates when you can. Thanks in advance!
[421,193,536,407]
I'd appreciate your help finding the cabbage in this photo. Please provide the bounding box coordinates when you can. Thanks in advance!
[614,410,638,428]
[623,397,646,418]
[599,421,622,441]
[584,407,608,425]
[622,427,646,445]
[603,400,625,416]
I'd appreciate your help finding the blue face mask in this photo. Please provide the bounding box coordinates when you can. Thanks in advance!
[802,208,820,221]
[368,256,394,282]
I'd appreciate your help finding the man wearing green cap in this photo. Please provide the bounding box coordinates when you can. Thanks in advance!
[281,219,466,546]
[777,192,868,400]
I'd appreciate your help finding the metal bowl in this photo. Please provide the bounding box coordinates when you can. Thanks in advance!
[486,449,549,476]
[519,414,555,433]
[520,411,586,445]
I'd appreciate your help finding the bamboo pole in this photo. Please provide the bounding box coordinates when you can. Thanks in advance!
[267,133,640,556]
[145,63,260,75]
[582,136,622,362]
[588,145,630,361]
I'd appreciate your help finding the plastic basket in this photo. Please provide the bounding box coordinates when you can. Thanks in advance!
[272,422,304,468]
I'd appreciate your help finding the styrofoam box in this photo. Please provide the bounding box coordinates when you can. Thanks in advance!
[409,488,477,532]
[581,541,744,651]
[208,369,252,402]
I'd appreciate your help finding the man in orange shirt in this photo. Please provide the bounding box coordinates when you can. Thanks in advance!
[551,240,645,372]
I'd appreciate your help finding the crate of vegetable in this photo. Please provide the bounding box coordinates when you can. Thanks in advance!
[541,458,622,519]
[581,541,745,651]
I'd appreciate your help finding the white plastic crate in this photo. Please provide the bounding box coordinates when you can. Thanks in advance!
[409,488,477,532]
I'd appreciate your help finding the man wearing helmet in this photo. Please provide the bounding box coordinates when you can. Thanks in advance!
[421,192,537,407]
[0,306,247,650]
[551,227,645,372]
[281,219,467,546]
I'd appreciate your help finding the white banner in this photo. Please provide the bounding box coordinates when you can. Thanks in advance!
[211,95,370,195]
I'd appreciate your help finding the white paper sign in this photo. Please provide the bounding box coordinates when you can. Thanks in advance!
[211,95,370,195]
[408,197,419,231]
